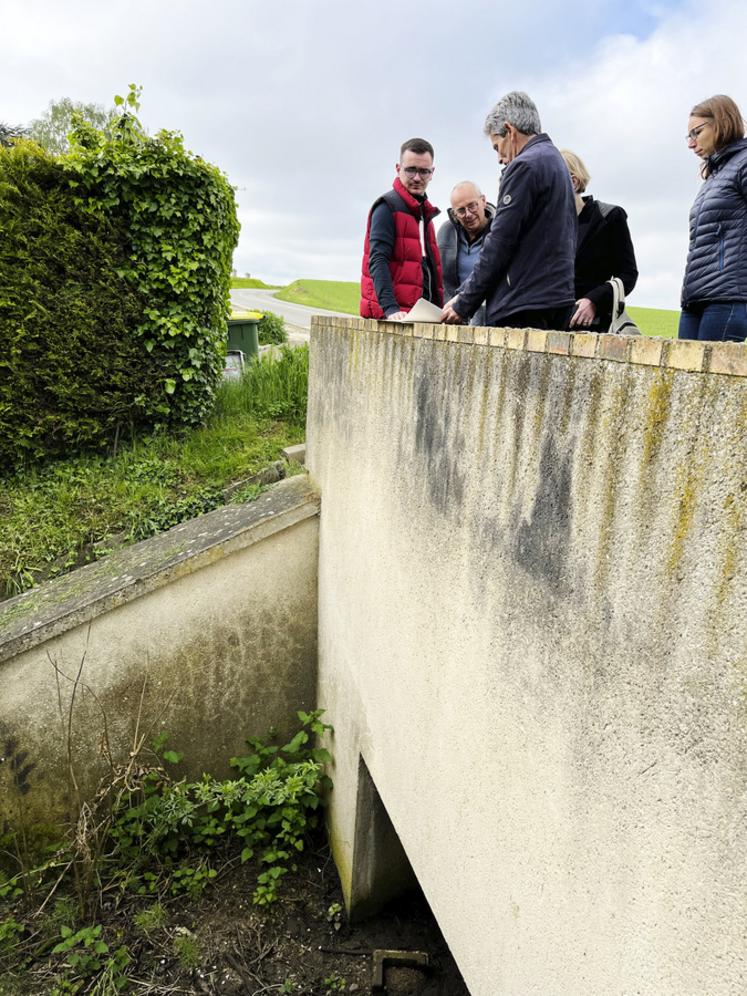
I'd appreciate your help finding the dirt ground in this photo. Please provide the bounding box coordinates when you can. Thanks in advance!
[4,836,470,995]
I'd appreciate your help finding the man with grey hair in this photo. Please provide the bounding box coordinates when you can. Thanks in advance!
[437,181,495,326]
[442,91,576,329]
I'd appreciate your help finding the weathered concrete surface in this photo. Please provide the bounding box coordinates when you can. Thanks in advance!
[307,317,747,996]
[0,476,319,828]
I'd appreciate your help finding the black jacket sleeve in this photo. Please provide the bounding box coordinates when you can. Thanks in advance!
[368,203,400,317]
[583,208,638,314]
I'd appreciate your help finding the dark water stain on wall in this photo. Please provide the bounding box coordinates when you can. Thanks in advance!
[0,723,36,796]
[505,353,532,498]
[513,434,574,590]
[414,355,465,515]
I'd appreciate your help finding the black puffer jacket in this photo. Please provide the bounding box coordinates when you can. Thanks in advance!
[682,138,747,307]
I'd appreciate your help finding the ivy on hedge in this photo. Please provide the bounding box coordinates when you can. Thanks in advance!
[0,86,239,472]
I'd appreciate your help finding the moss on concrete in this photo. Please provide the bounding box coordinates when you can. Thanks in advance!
[506,352,532,497]
[716,493,741,607]
[559,359,578,436]
[594,372,631,589]
[476,363,492,458]
[578,367,604,483]
[666,462,701,577]
[642,371,674,467]
[531,357,552,442]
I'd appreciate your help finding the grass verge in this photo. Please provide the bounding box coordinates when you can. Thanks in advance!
[230,277,281,289]
[0,346,308,599]
[275,279,358,314]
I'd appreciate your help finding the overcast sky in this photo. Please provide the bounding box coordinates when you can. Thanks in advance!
[3,0,746,308]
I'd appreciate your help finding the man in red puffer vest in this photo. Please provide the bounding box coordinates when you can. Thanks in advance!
[360,137,444,319]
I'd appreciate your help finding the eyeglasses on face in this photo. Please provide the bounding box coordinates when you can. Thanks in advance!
[401,166,434,177]
[455,201,481,218]
[686,122,710,142]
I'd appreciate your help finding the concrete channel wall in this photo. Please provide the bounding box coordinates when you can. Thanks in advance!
[0,475,319,831]
[306,317,747,996]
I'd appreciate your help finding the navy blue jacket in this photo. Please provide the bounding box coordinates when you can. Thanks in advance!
[452,134,576,324]
[682,138,747,307]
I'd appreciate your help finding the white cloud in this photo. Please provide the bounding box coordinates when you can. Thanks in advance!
[524,0,747,307]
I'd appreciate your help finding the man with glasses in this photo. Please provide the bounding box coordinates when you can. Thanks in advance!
[360,138,444,320]
[437,181,495,326]
[442,92,576,330]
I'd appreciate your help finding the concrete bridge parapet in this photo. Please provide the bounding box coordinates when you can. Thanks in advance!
[307,316,747,996]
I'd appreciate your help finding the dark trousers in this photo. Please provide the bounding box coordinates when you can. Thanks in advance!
[495,305,573,331]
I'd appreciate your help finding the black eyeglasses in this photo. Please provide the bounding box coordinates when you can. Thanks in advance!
[402,166,434,177]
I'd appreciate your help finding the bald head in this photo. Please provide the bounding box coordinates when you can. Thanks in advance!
[451,181,482,200]
[450,181,488,239]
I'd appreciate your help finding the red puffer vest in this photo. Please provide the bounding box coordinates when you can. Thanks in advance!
[360,178,443,318]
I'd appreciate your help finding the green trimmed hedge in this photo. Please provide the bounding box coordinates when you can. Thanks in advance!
[0,89,239,472]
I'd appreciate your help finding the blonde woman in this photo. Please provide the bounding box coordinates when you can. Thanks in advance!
[561,149,638,330]
[680,94,747,342]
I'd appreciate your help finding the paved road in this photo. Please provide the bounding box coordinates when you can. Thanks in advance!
[230,288,353,345]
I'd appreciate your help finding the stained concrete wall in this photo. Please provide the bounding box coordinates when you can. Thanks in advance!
[0,476,319,831]
[307,317,747,996]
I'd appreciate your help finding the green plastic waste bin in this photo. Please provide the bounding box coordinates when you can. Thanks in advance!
[227,311,260,361]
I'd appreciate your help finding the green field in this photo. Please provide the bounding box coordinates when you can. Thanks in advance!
[627,307,678,338]
[230,277,281,289]
[275,278,679,338]
[275,279,359,314]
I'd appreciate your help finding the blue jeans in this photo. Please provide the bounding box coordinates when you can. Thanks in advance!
[678,301,747,342]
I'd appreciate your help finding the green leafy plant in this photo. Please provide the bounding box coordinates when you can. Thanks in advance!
[107,710,332,905]
[0,873,23,901]
[0,916,24,952]
[169,862,217,899]
[0,709,333,986]
[257,310,288,345]
[51,924,130,990]
[326,902,343,932]
[66,84,239,433]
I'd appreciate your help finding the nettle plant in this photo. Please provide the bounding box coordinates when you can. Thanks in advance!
[109,710,333,905]
[65,84,240,431]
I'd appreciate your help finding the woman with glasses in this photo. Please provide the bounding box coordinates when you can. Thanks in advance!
[679,94,747,342]
[560,149,638,331]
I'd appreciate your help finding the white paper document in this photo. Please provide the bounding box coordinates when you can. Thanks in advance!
[383,298,444,323]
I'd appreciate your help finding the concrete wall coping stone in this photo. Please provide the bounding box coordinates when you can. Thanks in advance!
[0,475,320,665]
[310,315,747,377]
